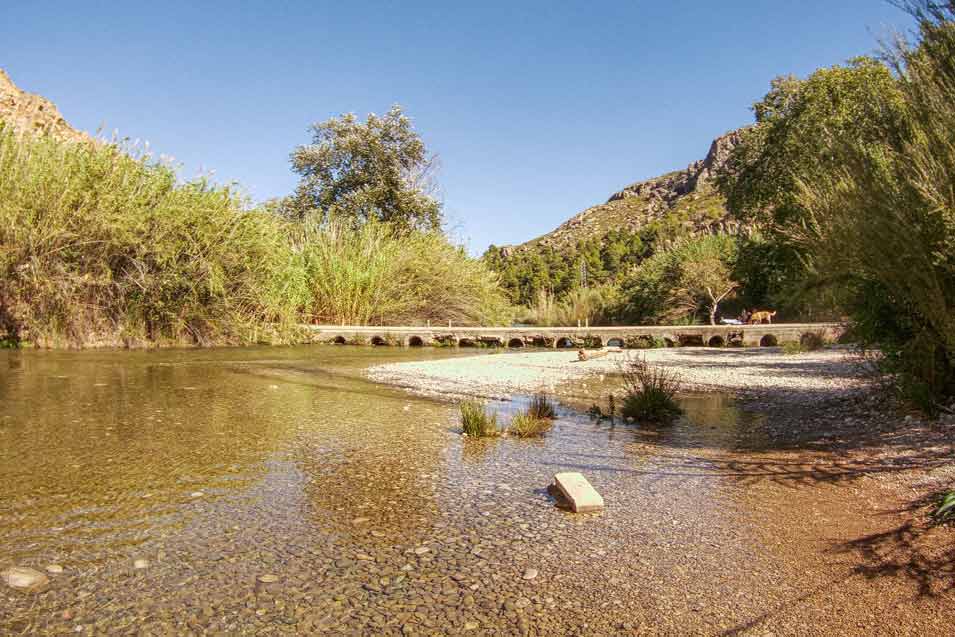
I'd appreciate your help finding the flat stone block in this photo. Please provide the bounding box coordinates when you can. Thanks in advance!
[553,472,604,513]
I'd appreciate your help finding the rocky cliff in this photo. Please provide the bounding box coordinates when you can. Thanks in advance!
[0,68,88,142]
[501,129,743,256]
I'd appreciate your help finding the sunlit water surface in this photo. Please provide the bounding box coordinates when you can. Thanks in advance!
[0,346,859,635]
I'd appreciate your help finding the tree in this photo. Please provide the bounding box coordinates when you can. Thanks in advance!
[717,58,905,312]
[678,234,739,325]
[620,233,739,325]
[793,1,955,411]
[287,105,442,233]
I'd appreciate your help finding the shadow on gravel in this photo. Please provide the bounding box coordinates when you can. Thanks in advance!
[833,495,955,598]
[541,446,954,488]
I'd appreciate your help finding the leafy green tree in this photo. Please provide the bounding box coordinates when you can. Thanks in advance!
[794,1,955,411]
[287,105,442,233]
[620,233,739,325]
[718,58,905,312]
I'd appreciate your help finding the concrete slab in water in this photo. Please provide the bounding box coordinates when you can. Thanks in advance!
[553,472,604,513]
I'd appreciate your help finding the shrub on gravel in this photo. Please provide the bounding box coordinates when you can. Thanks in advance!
[619,356,683,424]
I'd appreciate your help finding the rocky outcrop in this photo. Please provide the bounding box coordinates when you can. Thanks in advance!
[607,129,741,204]
[0,68,88,142]
[500,128,744,255]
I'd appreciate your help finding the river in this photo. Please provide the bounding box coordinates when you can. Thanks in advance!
[0,346,946,635]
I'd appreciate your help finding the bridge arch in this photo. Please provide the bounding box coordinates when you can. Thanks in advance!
[507,337,524,348]
[679,334,704,347]
[371,335,388,346]
[606,337,625,348]
[663,337,676,348]
[707,335,725,348]
[407,336,424,347]
[332,335,347,344]
[458,337,477,347]
[555,337,576,349]
[759,334,779,347]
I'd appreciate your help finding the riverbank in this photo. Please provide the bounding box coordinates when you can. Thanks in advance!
[367,346,866,401]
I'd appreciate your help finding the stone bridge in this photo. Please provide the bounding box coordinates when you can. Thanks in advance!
[305,323,843,349]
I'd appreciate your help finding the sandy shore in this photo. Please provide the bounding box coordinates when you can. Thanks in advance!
[367,346,868,402]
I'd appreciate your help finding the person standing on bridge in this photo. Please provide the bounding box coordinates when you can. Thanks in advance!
[739,308,751,324]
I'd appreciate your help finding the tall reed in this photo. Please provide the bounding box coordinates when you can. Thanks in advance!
[0,127,305,346]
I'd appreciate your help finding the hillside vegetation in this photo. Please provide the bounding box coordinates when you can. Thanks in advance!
[0,81,508,347]
[484,131,743,310]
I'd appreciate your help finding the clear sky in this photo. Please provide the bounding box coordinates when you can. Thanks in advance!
[3,1,912,253]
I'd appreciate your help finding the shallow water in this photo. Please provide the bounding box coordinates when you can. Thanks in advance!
[0,347,940,635]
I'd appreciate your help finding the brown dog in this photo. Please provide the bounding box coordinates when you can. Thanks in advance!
[749,310,777,324]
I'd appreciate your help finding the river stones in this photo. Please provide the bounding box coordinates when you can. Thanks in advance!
[2,566,49,593]
[45,564,64,574]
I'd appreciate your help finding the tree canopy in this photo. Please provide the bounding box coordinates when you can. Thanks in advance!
[287,105,442,233]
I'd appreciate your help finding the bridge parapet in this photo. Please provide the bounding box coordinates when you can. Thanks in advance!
[305,323,844,349]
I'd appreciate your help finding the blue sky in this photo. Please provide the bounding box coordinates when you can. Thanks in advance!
[4,1,911,253]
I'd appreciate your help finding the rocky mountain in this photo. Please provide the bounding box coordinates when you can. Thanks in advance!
[499,129,744,257]
[0,68,88,143]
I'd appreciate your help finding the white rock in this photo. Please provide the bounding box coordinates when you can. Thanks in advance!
[133,559,149,570]
[45,564,64,574]
[2,566,49,592]
[553,472,604,513]
[522,568,538,580]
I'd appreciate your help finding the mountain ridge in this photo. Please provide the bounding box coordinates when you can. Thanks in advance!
[0,69,89,143]
[497,128,744,257]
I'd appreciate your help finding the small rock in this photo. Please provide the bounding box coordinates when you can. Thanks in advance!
[133,559,149,570]
[258,574,279,584]
[351,517,370,525]
[413,546,430,555]
[522,568,538,580]
[190,491,204,498]
[464,621,480,630]
[1,566,49,593]
[45,564,64,574]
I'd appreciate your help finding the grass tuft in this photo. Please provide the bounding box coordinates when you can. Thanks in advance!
[507,412,552,438]
[619,356,683,424]
[527,392,556,420]
[459,400,499,437]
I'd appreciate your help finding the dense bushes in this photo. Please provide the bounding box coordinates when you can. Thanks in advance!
[0,125,509,347]
[517,285,620,327]
[0,127,305,347]
[788,2,955,412]
[298,218,509,326]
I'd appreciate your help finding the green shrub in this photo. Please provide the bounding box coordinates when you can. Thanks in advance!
[460,400,499,437]
[782,342,807,355]
[619,356,683,423]
[507,412,552,438]
[0,127,306,347]
[298,217,511,327]
[933,490,955,523]
[800,331,827,351]
[527,392,556,420]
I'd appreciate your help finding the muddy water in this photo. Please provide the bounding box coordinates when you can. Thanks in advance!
[0,348,944,635]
